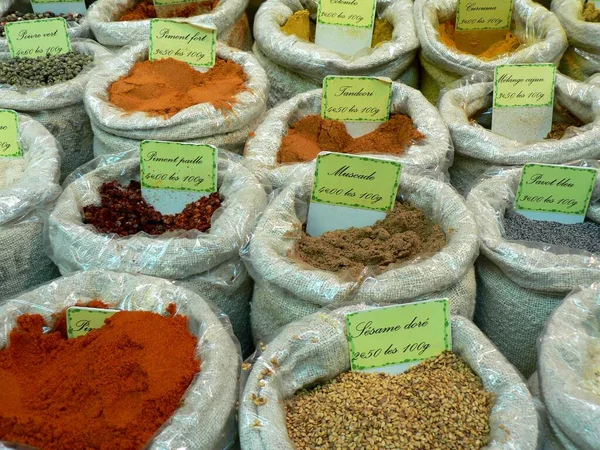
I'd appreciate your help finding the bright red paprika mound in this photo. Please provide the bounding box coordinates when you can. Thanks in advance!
[0,309,200,450]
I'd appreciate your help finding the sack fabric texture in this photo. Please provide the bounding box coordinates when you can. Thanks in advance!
[87,0,251,51]
[239,305,542,450]
[0,40,111,181]
[466,166,600,378]
[46,150,268,356]
[0,269,240,450]
[85,41,269,157]
[243,85,454,189]
[415,0,568,103]
[552,0,600,81]
[252,0,420,107]
[0,114,61,302]
[438,73,600,194]
[244,170,479,343]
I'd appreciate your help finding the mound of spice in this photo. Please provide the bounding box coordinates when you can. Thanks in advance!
[109,57,247,117]
[0,11,83,37]
[278,114,425,163]
[583,1,600,22]
[0,159,25,188]
[83,180,222,236]
[118,0,217,21]
[281,9,393,47]
[503,209,600,254]
[439,20,521,59]
[286,351,495,450]
[0,51,93,88]
[0,308,200,450]
[295,201,446,276]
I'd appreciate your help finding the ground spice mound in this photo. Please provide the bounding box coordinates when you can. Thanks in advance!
[278,114,425,163]
[286,351,495,450]
[83,180,221,236]
[118,0,217,20]
[295,201,446,276]
[0,310,200,450]
[583,2,600,22]
[109,57,247,117]
[439,20,521,59]
[546,105,584,140]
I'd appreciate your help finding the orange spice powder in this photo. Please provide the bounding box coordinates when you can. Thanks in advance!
[118,0,218,21]
[109,57,247,117]
[439,20,521,59]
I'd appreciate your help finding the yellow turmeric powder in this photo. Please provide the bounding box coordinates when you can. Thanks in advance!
[439,20,521,60]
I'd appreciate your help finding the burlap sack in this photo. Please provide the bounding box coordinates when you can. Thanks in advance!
[0,114,61,302]
[46,150,268,355]
[239,305,541,450]
[85,41,268,157]
[552,0,600,81]
[466,166,600,378]
[0,39,111,181]
[87,0,251,51]
[252,0,420,107]
[243,169,479,343]
[438,72,600,194]
[0,269,240,450]
[415,0,568,103]
[243,85,454,189]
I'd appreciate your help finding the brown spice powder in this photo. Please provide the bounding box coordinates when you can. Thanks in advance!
[439,20,521,59]
[583,2,600,22]
[118,0,218,21]
[294,201,446,277]
[277,114,425,163]
[108,57,247,117]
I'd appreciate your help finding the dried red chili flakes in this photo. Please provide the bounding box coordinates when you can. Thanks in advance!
[83,180,222,237]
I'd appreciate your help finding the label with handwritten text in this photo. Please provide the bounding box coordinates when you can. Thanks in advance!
[0,110,21,158]
[149,19,216,67]
[455,0,514,31]
[67,307,120,339]
[322,76,392,122]
[316,0,376,28]
[5,18,72,58]
[494,64,556,108]
[346,299,451,372]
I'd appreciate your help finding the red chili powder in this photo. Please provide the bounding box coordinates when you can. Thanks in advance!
[118,0,218,21]
[0,310,200,450]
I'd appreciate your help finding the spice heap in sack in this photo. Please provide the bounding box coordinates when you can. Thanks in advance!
[252,0,420,106]
[553,0,600,82]
[87,0,251,50]
[0,11,84,36]
[414,0,567,103]
[47,150,267,355]
[0,114,61,301]
[85,42,268,156]
[0,269,241,449]
[438,73,600,194]
[239,305,541,449]
[243,85,453,188]
[242,170,478,342]
[465,166,600,378]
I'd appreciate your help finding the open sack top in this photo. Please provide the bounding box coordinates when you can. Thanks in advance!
[552,0,600,53]
[0,269,240,450]
[84,41,268,140]
[253,0,419,81]
[239,304,541,450]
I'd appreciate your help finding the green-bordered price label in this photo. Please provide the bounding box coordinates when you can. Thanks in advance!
[346,299,452,372]
[149,19,216,68]
[455,0,514,31]
[67,307,120,339]
[30,0,86,15]
[5,18,72,58]
[494,64,556,108]
[0,110,22,158]
[316,0,376,28]
[311,152,401,212]
[140,140,217,193]
[322,76,392,122]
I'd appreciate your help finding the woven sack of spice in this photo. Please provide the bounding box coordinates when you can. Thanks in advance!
[0,39,111,181]
[87,0,251,50]
[46,150,268,355]
[465,166,600,378]
[243,85,454,189]
[0,114,61,302]
[239,304,541,449]
[438,72,600,194]
[243,169,479,343]
[0,269,240,449]
[85,41,268,157]
[552,0,600,81]
[252,0,419,107]
[415,0,568,104]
